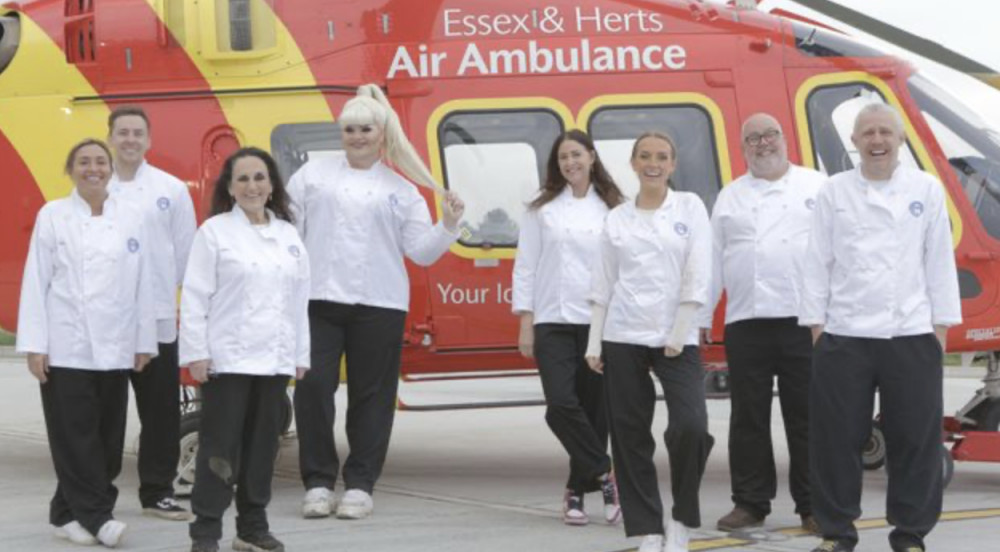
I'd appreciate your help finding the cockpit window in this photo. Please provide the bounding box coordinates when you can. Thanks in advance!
[437,110,563,249]
[909,73,1000,240]
[804,83,919,175]
[791,21,883,58]
[271,122,342,183]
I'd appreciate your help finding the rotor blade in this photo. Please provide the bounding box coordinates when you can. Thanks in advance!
[785,0,1000,89]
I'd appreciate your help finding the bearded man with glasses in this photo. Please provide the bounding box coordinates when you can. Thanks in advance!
[699,113,825,535]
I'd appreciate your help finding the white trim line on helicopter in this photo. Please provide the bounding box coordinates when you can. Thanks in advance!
[387,39,687,79]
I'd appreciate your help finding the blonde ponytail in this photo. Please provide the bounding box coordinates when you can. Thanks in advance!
[339,84,442,194]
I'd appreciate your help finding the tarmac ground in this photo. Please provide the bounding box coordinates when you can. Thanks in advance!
[1,355,998,551]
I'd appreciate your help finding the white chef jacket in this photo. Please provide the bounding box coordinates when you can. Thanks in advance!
[798,165,962,338]
[179,206,310,377]
[591,191,711,347]
[109,161,196,343]
[16,190,158,370]
[287,153,458,311]
[512,186,609,324]
[700,165,825,329]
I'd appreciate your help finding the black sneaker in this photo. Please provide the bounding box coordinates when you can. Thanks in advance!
[600,472,622,524]
[811,540,855,552]
[561,490,587,526]
[190,540,219,552]
[143,497,193,521]
[233,533,285,552]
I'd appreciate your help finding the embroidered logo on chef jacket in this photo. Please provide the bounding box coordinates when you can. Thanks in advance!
[157,197,170,211]
[674,222,689,237]
[127,237,140,253]
[909,201,924,217]
[288,245,301,258]
[805,198,816,211]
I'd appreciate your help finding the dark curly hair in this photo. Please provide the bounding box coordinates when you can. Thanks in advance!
[530,129,624,211]
[210,147,294,223]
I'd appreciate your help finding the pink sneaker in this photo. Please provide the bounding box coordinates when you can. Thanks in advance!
[601,472,622,524]
[562,490,588,526]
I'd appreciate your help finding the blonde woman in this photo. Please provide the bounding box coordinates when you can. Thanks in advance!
[289,84,464,519]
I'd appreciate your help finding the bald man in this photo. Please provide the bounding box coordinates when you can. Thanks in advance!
[700,113,824,534]
[799,103,961,552]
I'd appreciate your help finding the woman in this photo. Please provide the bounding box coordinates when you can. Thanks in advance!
[512,130,624,526]
[289,84,465,520]
[17,138,157,548]
[586,132,715,552]
[180,147,310,552]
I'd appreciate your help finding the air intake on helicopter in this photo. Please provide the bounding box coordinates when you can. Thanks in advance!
[229,0,252,51]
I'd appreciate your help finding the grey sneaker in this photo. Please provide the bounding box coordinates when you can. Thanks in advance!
[233,533,284,552]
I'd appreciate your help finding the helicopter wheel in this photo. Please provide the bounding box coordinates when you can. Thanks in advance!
[862,423,886,471]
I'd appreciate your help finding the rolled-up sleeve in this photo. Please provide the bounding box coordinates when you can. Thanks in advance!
[678,197,711,307]
[590,224,618,307]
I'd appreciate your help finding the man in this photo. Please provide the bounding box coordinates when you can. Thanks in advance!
[108,106,197,521]
[700,113,823,534]
[799,103,961,552]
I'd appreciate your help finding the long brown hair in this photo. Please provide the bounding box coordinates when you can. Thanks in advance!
[211,147,294,223]
[529,129,623,211]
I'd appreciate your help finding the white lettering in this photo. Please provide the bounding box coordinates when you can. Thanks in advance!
[387,46,418,78]
[457,43,489,75]
[575,7,601,32]
[490,48,527,74]
[663,45,687,69]
[436,282,491,304]
[641,45,662,70]
[443,9,462,37]
[529,40,554,73]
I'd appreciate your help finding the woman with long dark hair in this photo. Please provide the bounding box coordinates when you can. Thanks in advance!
[181,147,310,552]
[512,130,624,525]
[18,138,157,548]
[586,132,714,552]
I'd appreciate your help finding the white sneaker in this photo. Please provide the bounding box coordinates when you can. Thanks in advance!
[302,487,335,518]
[638,534,664,552]
[53,521,98,545]
[96,520,126,548]
[335,489,373,519]
[665,518,690,552]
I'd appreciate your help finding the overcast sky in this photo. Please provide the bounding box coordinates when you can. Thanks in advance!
[708,0,1000,130]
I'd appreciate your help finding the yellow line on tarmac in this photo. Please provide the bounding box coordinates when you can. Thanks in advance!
[617,507,1000,551]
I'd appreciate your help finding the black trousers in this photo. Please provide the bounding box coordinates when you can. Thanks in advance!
[724,318,812,517]
[534,323,611,494]
[189,374,290,541]
[41,367,129,536]
[130,340,181,506]
[295,300,407,494]
[810,333,943,550]
[603,343,715,536]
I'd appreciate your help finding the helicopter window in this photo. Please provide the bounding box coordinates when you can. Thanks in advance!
[0,16,20,74]
[270,122,343,183]
[805,83,919,175]
[438,110,563,249]
[909,73,1000,241]
[213,0,276,53]
[588,105,722,213]
[790,21,883,58]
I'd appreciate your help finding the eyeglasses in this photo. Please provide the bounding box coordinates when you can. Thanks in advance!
[744,129,782,146]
